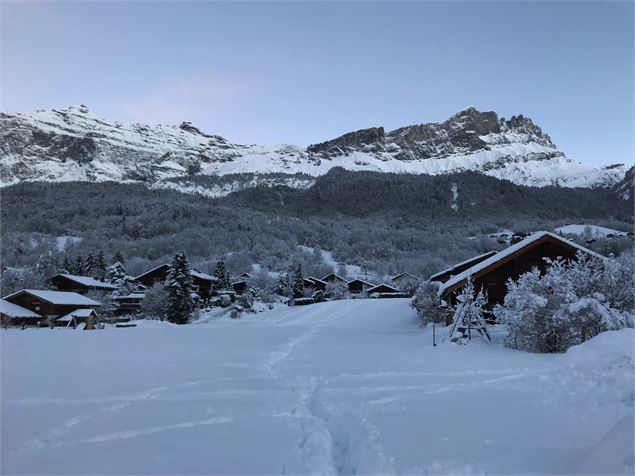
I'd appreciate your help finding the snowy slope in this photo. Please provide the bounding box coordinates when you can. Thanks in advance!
[556,224,631,237]
[0,105,626,192]
[2,299,632,475]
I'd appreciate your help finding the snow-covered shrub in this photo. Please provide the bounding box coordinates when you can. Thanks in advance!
[141,283,169,320]
[250,270,277,303]
[495,253,634,353]
[411,280,446,326]
[448,278,490,343]
[325,281,348,300]
[397,279,419,297]
[219,294,232,308]
[238,289,255,310]
[312,289,325,303]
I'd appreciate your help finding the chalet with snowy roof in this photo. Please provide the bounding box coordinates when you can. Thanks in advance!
[134,264,218,299]
[367,283,405,298]
[49,273,117,294]
[2,290,101,326]
[347,278,375,294]
[391,272,419,286]
[429,251,497,283]
[232,281,248,295]
[439,232,604,308]
[55,308,98,328]
[0,299,42,326]
[321,273,347,285]
[303,277,327,291]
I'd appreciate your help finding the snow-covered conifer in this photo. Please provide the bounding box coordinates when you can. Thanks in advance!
[449,278,490,344]
[95,250,107,280]
[214,260,231,290]
[166,252,195,325]
[291,263,304,298]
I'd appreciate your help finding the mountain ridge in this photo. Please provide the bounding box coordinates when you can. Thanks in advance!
[0,105,627,192]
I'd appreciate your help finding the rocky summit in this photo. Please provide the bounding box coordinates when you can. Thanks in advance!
[0,105,627,193]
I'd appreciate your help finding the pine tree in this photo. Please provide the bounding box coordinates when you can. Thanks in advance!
[448,278,490,344]
[107,261,134,295]
[62,255,72,274]
[214,260,231,290]
[113,251,125,264]
[166,252,194,325]
[84,250,96,277]
[277,272,291,297]
[95,250,107,280]
[291,263,304,298]
[74,253,85,275]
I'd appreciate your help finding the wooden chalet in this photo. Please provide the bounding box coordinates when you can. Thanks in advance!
[49,273,117,294]
[367,283,403,297]
[347,278,375,294]
[303,277,327,291]
[429,251,497,284]
[391,272,419,286]
[439,232,604,308]
[134,264,218,299]
[321,273,347,285]
[0,299,42,326]
[113,292,145,316]
[232,281,248,295]
[2,290,101,326]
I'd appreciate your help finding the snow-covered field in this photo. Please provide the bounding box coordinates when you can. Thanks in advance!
[2,299,633,474]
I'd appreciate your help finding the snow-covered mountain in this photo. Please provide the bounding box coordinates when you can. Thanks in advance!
[0,105,627,192]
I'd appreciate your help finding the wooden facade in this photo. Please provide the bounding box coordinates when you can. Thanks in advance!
[113,293,145,316]
[367,283,401,294]
[321,273,347,285]
[441,233,603,308]
[304,277,327,291]
[135,265,217,299]
[347,279,375,294]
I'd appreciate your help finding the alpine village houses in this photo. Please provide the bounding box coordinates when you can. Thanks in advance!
[0,231,606,328]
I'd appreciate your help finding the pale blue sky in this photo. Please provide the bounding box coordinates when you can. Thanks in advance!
[2,1,633,166]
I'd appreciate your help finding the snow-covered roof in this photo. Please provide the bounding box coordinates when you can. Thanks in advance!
[135,264,217,282]
[307,277,328,285]
[0,299,41,318]
[191,271,217,282]
[3,289,101,306]
[52,274,117,290]
[555,224,630,237]
[113,293,145,300]
[429,251,498,281]
[367,283,400,293]
[56,308,96,321]
[440,232,605,294]
[134,263,170,280]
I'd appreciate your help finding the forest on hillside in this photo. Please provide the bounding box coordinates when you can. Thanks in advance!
[1,169,632,279]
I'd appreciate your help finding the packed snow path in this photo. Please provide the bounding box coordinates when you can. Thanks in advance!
[2,299,633,474]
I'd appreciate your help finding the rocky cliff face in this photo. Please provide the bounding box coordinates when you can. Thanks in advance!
[613,165,634,200]
[0,105,626,193]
